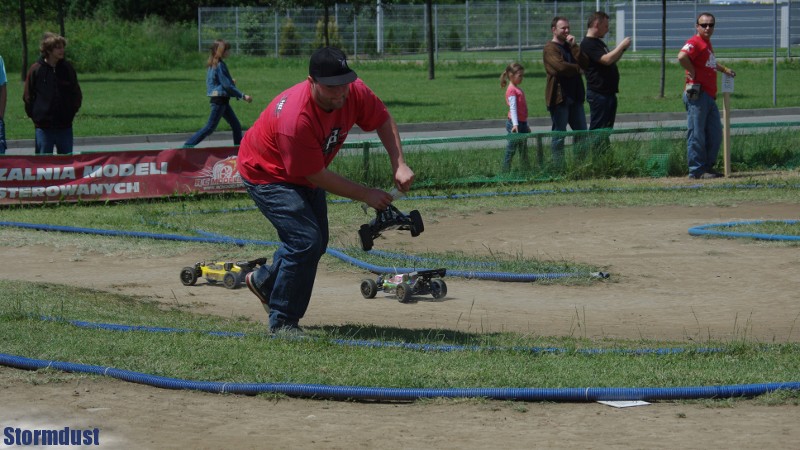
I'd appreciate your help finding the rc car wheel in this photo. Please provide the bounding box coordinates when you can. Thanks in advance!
[359,224,374,251]
[395,282,412,303]
[180,267,198,286]
[409,210,424,237]
[360,279,378,299]
[430,279,447,299]
[223,272,240,289]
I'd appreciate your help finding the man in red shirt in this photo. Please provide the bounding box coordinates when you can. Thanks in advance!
[238,47,414,334]
[677,12,736,179]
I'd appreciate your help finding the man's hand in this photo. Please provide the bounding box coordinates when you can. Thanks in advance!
[394,162,415,193]
[364,188,394,211]
[566,35,576,46]
[620,37,632,51]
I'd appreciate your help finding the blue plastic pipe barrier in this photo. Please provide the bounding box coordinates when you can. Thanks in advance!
[689,220,800,241]
[2,352,798,402]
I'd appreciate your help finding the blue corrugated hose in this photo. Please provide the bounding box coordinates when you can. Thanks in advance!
[1,352,797,402]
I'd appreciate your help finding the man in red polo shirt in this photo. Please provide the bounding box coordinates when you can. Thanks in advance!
[678,12,736,179]
[237,47,414,334]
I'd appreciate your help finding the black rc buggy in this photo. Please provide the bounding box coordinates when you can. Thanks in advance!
[180,257,267,290]
[358,204,424,251]
[360,268,447,303]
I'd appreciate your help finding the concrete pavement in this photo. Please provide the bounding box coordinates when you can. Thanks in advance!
[4,107,800,156]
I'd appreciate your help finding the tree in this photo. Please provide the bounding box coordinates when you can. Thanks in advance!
[19,0,28,81]
[279,17,301,56]
[275,0,394,51]
[57,0,66,36]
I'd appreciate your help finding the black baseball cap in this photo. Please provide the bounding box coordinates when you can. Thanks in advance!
[309,47,357,86]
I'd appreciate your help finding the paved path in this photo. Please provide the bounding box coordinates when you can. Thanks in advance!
[5,107,800,156]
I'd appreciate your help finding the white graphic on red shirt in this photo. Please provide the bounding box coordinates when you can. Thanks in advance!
[323,128,342,155]
[706,52,716,69]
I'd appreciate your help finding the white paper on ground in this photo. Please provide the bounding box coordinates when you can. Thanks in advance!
[597,400,651,408]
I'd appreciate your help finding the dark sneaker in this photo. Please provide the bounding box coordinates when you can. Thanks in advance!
[270,324,305,338]
[245,272,270,314]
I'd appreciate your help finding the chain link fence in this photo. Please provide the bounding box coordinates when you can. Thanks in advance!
[198,1,799,60]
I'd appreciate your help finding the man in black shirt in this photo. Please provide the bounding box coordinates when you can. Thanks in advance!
[580,12,631,153]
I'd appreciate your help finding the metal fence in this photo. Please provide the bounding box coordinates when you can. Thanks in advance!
[198,1,799,60]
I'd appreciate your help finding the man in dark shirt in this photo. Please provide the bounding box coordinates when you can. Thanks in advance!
[23,32,82,155]
[580,11,631,153]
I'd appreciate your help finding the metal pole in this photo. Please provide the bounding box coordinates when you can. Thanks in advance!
[465,0,469,51]
[353,14,358,59]
[518,3,522,62]
[377,0,383,54]
[633,0,637,52]
[496,0,500,48]
[197,8,201,52]
[773,0,778,106]
[788,0,793,58]
[435,4,439,61]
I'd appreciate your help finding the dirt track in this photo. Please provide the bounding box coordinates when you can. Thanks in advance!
[2,200,799,448]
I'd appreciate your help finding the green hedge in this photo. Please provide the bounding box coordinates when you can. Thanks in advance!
[1,17,199,75]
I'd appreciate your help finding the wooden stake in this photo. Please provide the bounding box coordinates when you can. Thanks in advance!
[722,92,732,177]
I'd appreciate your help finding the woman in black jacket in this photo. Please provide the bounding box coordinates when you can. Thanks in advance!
[23,32,82,155]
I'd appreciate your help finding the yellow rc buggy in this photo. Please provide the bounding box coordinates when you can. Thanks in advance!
[180,258,267,290]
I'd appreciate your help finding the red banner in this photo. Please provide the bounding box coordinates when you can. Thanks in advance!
[0,147,245,204]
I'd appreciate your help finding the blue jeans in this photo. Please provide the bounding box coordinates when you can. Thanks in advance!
[0,118,6,154]
[243,180,329,331]
[684,91,722,177]
[35,128,73,154]
[502,119,530,172]
[184,101,243,147]
[586,90,617,154]
[548,98,587,165]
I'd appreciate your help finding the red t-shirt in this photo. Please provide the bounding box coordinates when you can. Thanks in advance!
[680,35,718,98]
[237,79,389,187]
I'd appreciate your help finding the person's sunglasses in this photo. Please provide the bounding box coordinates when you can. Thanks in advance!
[697,23,715,29]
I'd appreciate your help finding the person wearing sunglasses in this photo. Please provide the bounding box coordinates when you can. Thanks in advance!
[677,12,736,180]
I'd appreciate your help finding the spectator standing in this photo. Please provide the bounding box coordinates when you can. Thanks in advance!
[500,63,530,172]
[0,55,7,154]
[184,39,252,148]
[543,17,589,166]
[580,11,632,153]
[677,12,736,179]
[237,47,414,334]
[23,32,82,155]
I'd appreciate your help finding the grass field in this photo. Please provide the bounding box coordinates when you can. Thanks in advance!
[3,58,799,140]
